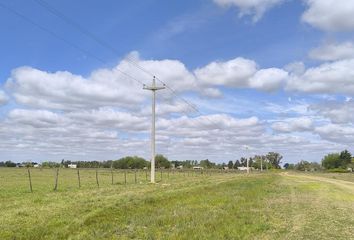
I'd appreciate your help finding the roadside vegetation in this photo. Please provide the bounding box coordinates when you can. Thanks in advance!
[0,169,353,239]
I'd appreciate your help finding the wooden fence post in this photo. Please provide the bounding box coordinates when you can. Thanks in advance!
[95,170,99,188]
[134,169,137,184]
[77,169,81,188]
[54,168,59,191]
[111,169,114,185]
[27,168,33,193]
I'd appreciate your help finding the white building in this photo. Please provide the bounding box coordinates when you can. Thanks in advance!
[68,164,77,169]
[193,166,204,170]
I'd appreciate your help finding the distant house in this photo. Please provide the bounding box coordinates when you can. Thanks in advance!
[238,167,254,171]
[237,167,248,171]
[33,164,40,168]
[193,166,204,170]
[177,165,183,169]
[68,164,77,169]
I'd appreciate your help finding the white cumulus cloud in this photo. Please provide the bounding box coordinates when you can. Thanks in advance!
[195,57,288,91]
[302,0,354,31]
[309,42,354,61]
[286,59,354,95]
[0,90,8,106]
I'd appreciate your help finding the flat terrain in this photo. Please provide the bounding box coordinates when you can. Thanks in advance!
[0,168,353,239]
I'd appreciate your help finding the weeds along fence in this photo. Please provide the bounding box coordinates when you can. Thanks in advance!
[0,167,247,193]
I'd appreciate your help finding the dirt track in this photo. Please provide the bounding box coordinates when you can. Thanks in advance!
[282,172,354,193]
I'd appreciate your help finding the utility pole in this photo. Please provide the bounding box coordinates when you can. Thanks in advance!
[260,156,263,172]
[143,76,165,183]
[246,146,250,174]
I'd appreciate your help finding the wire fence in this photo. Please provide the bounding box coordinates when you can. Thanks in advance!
[0,167,248,194]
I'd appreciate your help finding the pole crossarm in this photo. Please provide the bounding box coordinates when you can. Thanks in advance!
[143,76,165,183]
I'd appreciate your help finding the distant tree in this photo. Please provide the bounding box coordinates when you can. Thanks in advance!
[283,163,295,170]
[155,154,170,169]
[227,160,233,169]
[339,150,352,168]
[5,161,16,167]
[234,160,241,169]
[240,157,247,167]
[113,156,148,169]
[252,155,266,169]
[42,161,60,168]
[295,160,310,171]
[322,153,341,169]
[0,161,4,167]
[266,152,283,169]
[200,159,215,169]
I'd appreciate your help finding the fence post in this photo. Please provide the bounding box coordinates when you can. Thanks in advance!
[134,169,137,184]
[96,170,99,188]
[111,169,114,185]
[54,168,59,191]
[27,168,33,193]
[77,169,81,188]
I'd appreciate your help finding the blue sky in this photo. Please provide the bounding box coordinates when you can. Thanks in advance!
[1,0,354,163]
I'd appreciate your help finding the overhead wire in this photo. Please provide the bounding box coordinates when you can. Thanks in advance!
[0,1,145,86]
[32,0,204,115]
[1,1,227,152]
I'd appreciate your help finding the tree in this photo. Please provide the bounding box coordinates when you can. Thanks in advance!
[5,161,16,167]
[266,152,283,169]
[252,155,266,169]
[339,150,352,168]
[200,159,215,169]
[155,154,170,168]
[284,163,295,170]
[322,153,341,169]
[227,160,233,169]
[234,160,241,169]
[240,157,247,167]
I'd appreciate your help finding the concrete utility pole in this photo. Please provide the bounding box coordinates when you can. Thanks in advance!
[143,76,165,183]
[246,146,250,174]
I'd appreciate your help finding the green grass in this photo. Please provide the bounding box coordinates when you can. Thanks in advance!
[0,168,353,239]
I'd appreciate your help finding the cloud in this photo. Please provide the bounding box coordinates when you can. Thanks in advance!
[213,0,285,22]
[271,117,314,132]
[315,123,354,144]
[248,68,288,91]
[286,59,354,95]
[309,42,354,61]
[311,100,354,124]
[0,90,8,106]
[195,57,288,91]
[6,52,198,111]
[302,0,354,31]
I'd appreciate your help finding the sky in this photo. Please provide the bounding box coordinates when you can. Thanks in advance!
[1,0,354,163]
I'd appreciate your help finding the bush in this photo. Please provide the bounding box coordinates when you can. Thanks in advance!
[327,168,349,173]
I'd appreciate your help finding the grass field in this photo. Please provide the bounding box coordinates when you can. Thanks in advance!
[0,168,353,239]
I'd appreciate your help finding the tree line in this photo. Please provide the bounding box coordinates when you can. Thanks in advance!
[283,149,354,172]
[1,150,353,172]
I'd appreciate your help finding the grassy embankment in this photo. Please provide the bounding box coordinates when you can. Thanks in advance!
[0,168,353,239]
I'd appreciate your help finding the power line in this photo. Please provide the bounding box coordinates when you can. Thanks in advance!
[2,1,227,137]
[0,1,145,86]
[32,0,201,114]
